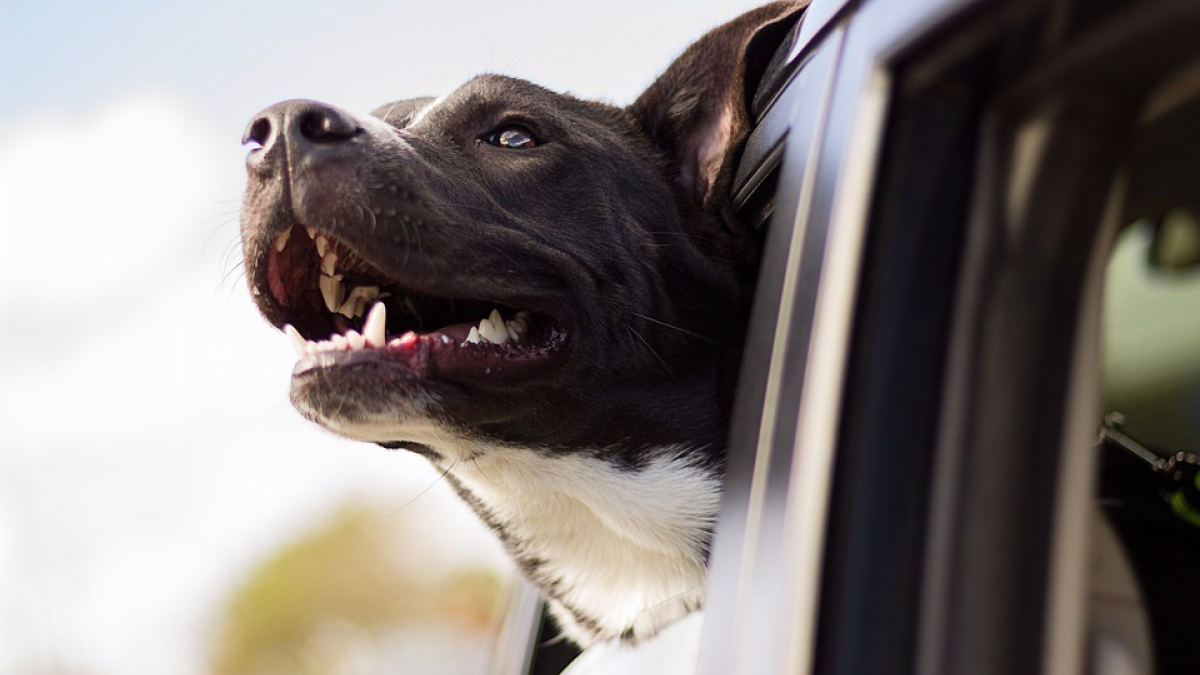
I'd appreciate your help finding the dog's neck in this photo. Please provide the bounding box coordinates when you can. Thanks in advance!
[434,441,721,645]
[318,409,723,644]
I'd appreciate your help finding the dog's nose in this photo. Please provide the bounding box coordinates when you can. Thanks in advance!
[242,100,361,175]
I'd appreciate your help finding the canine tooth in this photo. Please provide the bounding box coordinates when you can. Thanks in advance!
[319,275,344,312]
[306,226,317,239]
[316,234,330,258]
[284,324,307,358]
[466,326,482,344]
[346,330,366,350]
[321,251,338,276]
[363,303,386,347]
[274,229,292,252]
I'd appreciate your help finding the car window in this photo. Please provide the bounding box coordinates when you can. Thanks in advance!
[1098,73,1200,674]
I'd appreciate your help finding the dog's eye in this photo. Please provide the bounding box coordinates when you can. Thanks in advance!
[486,125,538,149]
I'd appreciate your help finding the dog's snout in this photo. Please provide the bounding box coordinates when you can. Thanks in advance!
[243,100,362,175]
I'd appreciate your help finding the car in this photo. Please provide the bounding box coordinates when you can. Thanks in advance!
[497,0,1200,672]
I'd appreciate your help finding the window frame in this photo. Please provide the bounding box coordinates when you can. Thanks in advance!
[706,1,1200,675]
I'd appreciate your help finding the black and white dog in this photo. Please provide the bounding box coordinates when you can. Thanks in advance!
[240,1,806,647]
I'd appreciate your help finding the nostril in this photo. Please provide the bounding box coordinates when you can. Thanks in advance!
[298,108,360,144]
[243,117,273,149]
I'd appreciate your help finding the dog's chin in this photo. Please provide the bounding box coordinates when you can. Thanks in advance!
[289,361,440,444]
[286,336,570,446]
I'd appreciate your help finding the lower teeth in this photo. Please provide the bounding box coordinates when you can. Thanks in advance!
[284,306,533,358]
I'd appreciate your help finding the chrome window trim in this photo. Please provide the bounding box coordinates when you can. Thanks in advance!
[698,28,844,675]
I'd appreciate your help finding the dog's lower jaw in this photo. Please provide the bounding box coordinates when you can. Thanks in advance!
[444,445,720,647]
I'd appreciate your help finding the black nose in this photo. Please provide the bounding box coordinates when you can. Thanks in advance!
[242,100,361,174]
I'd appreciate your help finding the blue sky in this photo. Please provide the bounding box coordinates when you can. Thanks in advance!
[0,2,763,673]
[3,0,764,135]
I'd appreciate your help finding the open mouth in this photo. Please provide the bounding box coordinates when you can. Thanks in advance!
[263,223,569,383]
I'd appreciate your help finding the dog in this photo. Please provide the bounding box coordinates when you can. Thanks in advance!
[239,1,807,647]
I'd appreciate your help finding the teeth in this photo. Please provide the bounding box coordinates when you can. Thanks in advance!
[321,250,338,276]
[306,226,318,239]
[319,275,345,312]
[273,228,292,252]
[286,302,533,359]
[478,316,506,344]
[337,286,381,319]
[284,324,307,358]
[506,318,526,339]
[363,303,387,347]
[316,234,330,258]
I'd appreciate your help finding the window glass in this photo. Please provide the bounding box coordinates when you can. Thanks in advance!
[1104,211,1200,450]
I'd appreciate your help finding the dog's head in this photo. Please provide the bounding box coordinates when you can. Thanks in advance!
[240,0,807,647]
[240,3,801,463]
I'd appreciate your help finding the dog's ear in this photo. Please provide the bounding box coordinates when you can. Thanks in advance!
[628,1,807,212]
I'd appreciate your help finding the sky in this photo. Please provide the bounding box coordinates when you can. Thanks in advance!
[0,1,764,674]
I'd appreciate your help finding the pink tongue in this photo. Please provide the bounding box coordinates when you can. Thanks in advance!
[377,322,561,384]
[429,322,474,343]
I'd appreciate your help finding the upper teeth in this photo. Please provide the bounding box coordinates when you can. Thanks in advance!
[319,274,345,312]
[273,228,292,252]
[275,227,535,359]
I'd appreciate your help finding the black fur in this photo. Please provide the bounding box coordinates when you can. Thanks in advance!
[240,1,808,645]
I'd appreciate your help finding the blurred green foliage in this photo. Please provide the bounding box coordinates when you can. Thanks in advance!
[210,502,505,675]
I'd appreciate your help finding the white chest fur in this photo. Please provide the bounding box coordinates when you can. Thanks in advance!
[317,417,721,644]
[447,445,721,645]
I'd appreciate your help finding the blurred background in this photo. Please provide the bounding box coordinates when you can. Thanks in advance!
[0,1,763,673]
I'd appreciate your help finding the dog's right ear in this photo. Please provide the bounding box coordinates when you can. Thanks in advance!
[628,1,807,215]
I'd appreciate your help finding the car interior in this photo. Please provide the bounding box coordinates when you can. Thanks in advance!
[509,1,1200,673]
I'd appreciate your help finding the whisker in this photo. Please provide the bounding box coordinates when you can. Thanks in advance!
[629,312,721,347]
[381,102,400,124]
[626,325,675,377]
[388,459,459,516]
[540,632,571,649]
[631,584,706,623]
